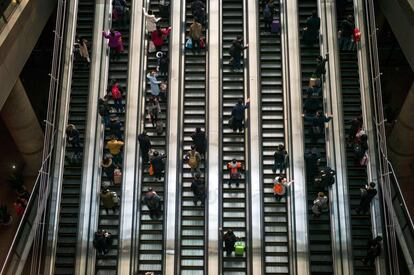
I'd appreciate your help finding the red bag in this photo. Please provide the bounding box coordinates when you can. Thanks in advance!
[200,37,205,49]
[353,28,361,43]
[111,84,122,99]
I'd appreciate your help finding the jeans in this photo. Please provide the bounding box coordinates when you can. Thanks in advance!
[231,55,242,70]
[339,36,352,51]
[114,98,123,112]
[272,162,286,173]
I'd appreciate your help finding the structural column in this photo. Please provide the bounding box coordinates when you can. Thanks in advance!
[388,82,414,215]
[0,78,44,175]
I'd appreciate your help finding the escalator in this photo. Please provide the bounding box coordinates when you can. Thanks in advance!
[337,3,375,274]
[95,6,131,274]
[298,1,334,274]
[258,2,289,275]
[178,1,207,274]
[53,0,95,273]
[136,1,170,273]
[221,0,248,273]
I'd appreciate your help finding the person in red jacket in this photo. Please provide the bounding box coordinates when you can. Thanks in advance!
[151,26,172,51]
[110,79,124,113]
[227,159,243,187]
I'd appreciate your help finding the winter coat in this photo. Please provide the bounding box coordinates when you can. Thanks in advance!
[102,31,124,52]
[100,190,115,209]
[147,73,161,96]
[143,9,161,32]
[231,102,250,120]
[190,22,203,40]
[138,133,151,151]
[107,140,124,155]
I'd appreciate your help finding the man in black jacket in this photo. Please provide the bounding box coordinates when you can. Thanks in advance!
[191,173,206,206]
[138,131,151,164]
[191,127,206,156]
[362,236,382,267]
[356,182,377,214]
[229,35,248,71]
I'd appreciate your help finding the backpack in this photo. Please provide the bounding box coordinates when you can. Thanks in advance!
[188,152,198,168]
[273,182,286,196]
[111,85,122,99]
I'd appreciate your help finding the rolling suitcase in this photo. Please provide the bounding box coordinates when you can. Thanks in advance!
[271,19,280,33]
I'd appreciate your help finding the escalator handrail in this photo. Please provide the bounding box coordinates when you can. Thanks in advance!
[0,0,67,273]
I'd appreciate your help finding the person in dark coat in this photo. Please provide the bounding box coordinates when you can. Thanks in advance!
[191,127,207,156]
[263,4,273,33]
[273,144,288,174]
[150,151,167,180]
[108,115,123,139]
[314,54,328,78]
[314,166,336,190]
[303,111,333,143]
[302,11,320,46]
[158,53,169,79]
[231,98,250,132]
[98,96,111,126]
[191,0,205,25]
[142,187,162,219]
[223,229,237,256]
[356,182,378,214]
[339,15,355,51]
[346,115,363,144]
[305,148,320,180]
[362,236,382,267]
[93,230,112,255]
[191,173,206,206]
[229,35,249,71]
[138,131,152,164]
[303,93,320,115]
[66,124,82,157]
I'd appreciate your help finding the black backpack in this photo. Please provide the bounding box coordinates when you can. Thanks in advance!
[229,44,235,57]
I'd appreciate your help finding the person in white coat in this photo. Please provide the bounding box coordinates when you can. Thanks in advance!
[143,8,161,32]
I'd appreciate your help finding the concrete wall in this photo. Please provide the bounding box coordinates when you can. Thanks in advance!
[0,0,56,110]
[378,0,414,71]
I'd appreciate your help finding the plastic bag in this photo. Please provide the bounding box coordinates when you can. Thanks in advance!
[148,41,156,53]
[185,38,193,49]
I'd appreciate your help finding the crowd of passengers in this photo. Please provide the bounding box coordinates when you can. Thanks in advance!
[65,0,383,267]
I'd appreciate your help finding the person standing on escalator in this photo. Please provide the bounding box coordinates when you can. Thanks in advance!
[102,29,124,60]
[142,8,161,33]
[191,127,206,156]
[191,0,205,26]
[338,15,355,51]
[362,236,382,267]
[66,124,82,158]
[191,173,206,206]
[142,187,162,219]
[189,19,203,54]
[356,182,377,214]
[138,131,152,164]
[302,111,333,143]
[227,159,244,188]
[223,229,238,256]
[229,35,248,71]
[230,98,250,132]
[302,11,320,46]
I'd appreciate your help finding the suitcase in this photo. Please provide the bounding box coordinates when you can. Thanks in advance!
[271,19,280,33]
[234,241,245,256]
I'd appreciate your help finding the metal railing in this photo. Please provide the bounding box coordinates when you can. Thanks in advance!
[0,0,67,273]
[363,0,414,272]
[0,0,21,32]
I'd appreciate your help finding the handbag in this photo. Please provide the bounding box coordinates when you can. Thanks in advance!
[149,164,155,176]
[148,41,156,53]
[185,37,193,49]
[360,152,369,166]
[200,37,205,49]
[112,192,120,205]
